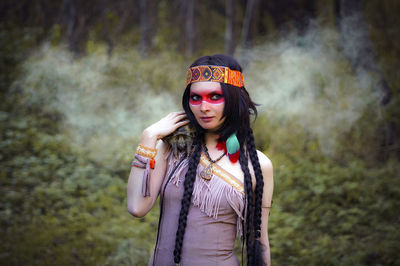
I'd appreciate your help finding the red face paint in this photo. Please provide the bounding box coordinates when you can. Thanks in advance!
[189,87,225,105]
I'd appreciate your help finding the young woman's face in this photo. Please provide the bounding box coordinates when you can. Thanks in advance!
[189,81,225,131]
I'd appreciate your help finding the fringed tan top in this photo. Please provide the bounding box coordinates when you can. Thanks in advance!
[149,151,245,266]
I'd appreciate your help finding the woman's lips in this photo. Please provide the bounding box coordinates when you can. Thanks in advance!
[200,116,213,122]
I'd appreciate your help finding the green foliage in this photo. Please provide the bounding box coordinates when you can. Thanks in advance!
[270,156,400,265]
[0,100,158,265]
[0,24,43,96]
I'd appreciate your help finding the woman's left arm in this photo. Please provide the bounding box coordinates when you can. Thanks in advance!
[257,150,274,265]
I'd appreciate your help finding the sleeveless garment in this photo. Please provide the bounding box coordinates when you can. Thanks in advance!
[149,151,246,266]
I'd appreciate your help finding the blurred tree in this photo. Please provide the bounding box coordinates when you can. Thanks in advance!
[175,0,197,57]
[185,0,196,56]
[262,0,315,34]
[63,0,76,52]
[241,0,259,48]
[315,0,335,27]
[61,0,91,55]
[225,0,236,55]
[100,0,113,56]
[239,0,260,68]
[139,0,149,57]
[139,0,159,57]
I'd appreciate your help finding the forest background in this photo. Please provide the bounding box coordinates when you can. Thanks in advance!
[1,0,399,265]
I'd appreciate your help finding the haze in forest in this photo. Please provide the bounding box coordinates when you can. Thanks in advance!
[14,20,382,161]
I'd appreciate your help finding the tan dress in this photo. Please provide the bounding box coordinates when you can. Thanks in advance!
[149,151,245,266]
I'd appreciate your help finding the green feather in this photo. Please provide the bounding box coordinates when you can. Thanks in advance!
[226,133,240,155]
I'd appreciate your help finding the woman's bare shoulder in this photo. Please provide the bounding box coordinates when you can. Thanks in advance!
[256,150,272,169]
[256,150,274,208]
[256,150,273,180]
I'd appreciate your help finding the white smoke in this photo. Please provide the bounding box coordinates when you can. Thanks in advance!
[241,24,382,154]
[13,19,383,160]
[13,44,182,165]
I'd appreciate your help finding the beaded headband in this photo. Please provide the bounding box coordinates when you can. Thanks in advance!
[186,65,245,88]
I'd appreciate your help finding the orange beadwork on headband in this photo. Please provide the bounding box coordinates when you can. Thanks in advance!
[186,65,245,88]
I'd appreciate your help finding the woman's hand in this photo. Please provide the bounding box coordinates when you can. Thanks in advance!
[127,111,189,217]
[141,111,189,146]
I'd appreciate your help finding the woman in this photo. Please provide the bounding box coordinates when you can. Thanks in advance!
[127,54,273,265]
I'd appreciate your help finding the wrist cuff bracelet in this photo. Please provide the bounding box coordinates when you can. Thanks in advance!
[136,144,157,159]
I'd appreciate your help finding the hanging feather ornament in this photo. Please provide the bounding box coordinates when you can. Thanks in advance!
[216,140,226,152]
[226,133,240,163]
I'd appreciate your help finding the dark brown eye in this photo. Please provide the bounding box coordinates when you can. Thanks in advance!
[191,95,201,101]
[210,94,223,100]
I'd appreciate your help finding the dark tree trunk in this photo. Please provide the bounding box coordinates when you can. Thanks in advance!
[240,0,260,68]
[178,0,187,53]
[139,0,149,57]
[225,0,235,55]
[63,0,76,52]
[297,0,316,33]
[62,0,88,55]
[114,7,130,34]
[101,0,113,56]
[185,0,195,57]
[264,0,315,34]
[149,0,159,48]
[241,0,257,48]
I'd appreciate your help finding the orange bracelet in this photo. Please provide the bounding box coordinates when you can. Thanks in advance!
[136,144,157,159]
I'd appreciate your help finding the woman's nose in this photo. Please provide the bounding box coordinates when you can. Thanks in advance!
[200,100,210,112]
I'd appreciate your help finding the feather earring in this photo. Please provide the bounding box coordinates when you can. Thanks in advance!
[226,133,240,163]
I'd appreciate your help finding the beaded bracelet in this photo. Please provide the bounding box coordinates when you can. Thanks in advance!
[131,154,153,197]
[136,144,157,159]
[132,154,155,169]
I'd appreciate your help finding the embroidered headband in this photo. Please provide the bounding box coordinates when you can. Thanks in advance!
[186,65,245,88]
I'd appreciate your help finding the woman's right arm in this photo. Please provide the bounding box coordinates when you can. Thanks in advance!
[127,111,189,217]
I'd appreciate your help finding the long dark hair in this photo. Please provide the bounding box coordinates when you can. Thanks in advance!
[174,54,266,265]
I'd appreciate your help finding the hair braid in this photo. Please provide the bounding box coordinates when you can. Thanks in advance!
[173,139,202,264]
[247,129,266,266]
[239,145,254,265]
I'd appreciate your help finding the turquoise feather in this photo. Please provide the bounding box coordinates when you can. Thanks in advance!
[226,133,240,155]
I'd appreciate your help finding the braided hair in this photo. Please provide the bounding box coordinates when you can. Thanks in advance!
[174,54,266,265]
[244,128,265,265]
[173,136,202,263]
